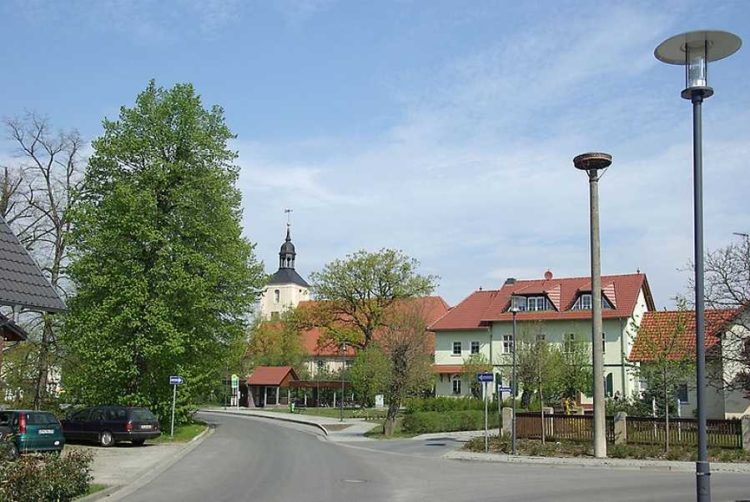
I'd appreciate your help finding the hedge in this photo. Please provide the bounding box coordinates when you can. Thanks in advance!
[402,410,500,434]
[0,450,92,502]
[405,397,486,413]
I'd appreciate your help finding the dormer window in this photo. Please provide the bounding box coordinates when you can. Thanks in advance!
[572,293,614,310]
[512,295,551,312]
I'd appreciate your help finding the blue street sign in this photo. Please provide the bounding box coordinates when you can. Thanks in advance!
[497,386,512,393]
[476,372,493,383]
[169,375,184,385]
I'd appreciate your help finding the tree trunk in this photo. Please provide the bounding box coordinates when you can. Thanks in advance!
[384,400,400,437]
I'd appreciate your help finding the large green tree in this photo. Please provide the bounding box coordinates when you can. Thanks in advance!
[308,249,437,349]
[61,82,264,421]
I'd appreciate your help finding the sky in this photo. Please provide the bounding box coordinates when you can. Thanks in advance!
[0,0,748,308]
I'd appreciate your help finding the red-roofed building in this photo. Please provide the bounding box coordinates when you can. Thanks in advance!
[300,296,450,377]
[430,271,654,401]
[245,366,299,407]
[629,308,750,419]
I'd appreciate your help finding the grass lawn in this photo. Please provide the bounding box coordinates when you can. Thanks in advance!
[153,421,208,443]
[363,422,417,439]
[266,407,386,421]
[75,483,107,500]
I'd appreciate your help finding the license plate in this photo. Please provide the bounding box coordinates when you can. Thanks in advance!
[39,429,54,435]
[140,425,152,430]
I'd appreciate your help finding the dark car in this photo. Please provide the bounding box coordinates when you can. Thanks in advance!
[61,406,161,447]
[0,410,66,459]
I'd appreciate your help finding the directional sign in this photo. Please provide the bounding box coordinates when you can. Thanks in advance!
[169,375,184,385]
[476,372,493,383]
[231,374,239,389]
[497,386,512,393]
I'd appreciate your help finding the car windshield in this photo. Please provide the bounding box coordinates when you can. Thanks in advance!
[130,408,157,421]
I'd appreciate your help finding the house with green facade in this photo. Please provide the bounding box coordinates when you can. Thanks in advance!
[429,271,654,406]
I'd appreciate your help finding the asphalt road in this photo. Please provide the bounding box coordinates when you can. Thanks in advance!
[116,412,750,502]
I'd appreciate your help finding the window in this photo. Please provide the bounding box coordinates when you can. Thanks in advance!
[564,333,575,353]
[602,332,606,354]
[605,373,614,397]
[274,289,280,303]
[677,384,689,403]
[536,334,546,342]
[502,335,513,354]
[452,341,462,356]
[526,296,548,311]
[572,293,614,310]
[452,377,462,395]
[470,341,480,354]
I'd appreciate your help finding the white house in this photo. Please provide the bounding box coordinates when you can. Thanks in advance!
[630,308,750,419]
[429,271,654,404]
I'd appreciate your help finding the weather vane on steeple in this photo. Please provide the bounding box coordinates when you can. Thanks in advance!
[284,208,293,228]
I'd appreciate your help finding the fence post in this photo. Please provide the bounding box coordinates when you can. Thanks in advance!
[742,415,750,452]
[502,407,513,437]
[614,412,627,445]
[543,407,554,439]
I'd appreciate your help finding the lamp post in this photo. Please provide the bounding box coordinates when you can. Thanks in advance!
[573,152,612,459]
[510,305,519,456]
[340,342,347,422]
[655,30,742,502]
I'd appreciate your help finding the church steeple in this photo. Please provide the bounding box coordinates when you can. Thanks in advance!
[278,225,296,270]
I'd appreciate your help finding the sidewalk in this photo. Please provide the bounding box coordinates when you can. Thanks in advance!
[445,450,750,473]
[199,407,378,442]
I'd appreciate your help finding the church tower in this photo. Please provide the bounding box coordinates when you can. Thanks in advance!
[259,223,310,319]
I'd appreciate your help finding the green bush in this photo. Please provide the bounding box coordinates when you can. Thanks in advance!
[405,397,486,413]
[0,450,92,502]
[402,410,499,433]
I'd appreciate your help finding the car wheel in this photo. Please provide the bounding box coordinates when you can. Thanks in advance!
[132,439,146,446]
[99,431,114,447]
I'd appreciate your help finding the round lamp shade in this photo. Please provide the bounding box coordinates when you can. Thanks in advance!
[573,152,612,171]
[655,30,741,65]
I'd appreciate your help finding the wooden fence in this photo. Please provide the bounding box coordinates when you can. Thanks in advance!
[515,412,742,449]
[516,412,614,442]
[626,416,742,449]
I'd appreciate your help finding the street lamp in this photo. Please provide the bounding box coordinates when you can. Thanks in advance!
[573,151,612,459]
[510,303,519,456]
[655,30,741,502]
[340,342,347,422]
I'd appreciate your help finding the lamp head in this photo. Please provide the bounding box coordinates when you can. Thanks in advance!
[573,152,612,171]
[655,30,741,99]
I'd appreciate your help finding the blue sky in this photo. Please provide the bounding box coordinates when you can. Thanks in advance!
[1,0,748,308]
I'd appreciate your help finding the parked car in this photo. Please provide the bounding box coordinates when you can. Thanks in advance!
[0,410,66,459]
[61,405,161,447]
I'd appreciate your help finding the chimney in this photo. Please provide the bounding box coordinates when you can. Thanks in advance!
[544,270,553,281]
[504,278,516,285]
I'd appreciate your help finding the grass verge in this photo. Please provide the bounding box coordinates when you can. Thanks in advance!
[75,483,107,500]
[153,421,208,443]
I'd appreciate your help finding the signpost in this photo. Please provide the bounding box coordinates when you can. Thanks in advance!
[169,375,184,437]
[231,374,239,408]
[477,373,492,452]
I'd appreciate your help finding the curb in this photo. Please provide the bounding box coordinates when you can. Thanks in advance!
[78,425,213,502]
[444,450,750,473]
[199,409,329,436]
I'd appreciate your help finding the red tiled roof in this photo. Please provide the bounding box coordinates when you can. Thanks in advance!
[300,296,450,356]
[429,273,653,330]
[432,364,465,374]
[629,309,741,362]
[246,366,298,386]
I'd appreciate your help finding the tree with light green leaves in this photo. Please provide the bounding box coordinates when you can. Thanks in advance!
[349,345,390,407]
[308,249,437,349]
[462,353,492,399]
[61,81,264,422]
